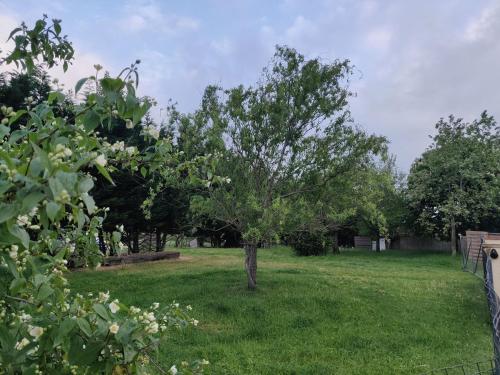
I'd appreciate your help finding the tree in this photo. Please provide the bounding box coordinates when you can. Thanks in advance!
[193,46,384,289]
[407,112,500,255]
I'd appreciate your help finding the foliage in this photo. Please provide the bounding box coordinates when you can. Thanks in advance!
[407,112,500,253]
[188,45,385,287]
[287,230,330,256]
[0,18,210,374]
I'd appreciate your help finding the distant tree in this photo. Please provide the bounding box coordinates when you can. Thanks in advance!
[0,68,51,109]
[193,46,385,288]
[407,112,500,255]
[356,158,407,251]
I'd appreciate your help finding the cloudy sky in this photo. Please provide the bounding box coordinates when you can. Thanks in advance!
[1,0,499,170]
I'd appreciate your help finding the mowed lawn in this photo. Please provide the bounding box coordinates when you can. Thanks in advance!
[69,247,492,374]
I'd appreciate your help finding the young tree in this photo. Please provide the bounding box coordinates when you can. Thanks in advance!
[194,46,384,289]
[407,112,500,255]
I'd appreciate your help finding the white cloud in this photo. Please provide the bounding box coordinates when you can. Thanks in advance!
[365,27,392,52]
[463,2,499,42]
[119,1,199,35]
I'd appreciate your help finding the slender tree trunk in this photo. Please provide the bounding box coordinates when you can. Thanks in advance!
[98,228,107,255]
[451,217,457,256]
[161,232,168,249]
[331,231,340,254]
[132,230,139,253]
[244,243,258,290]
[376,234,380,253]
[155,229,162,252]
[126,232,132,254]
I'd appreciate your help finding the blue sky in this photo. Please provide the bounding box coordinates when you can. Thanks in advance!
[1,0,499,170]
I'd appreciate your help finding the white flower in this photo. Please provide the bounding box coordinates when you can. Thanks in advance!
[29,326,44,339]
[16,215,30,227]
[20,312,32,322]
[186,305,192,311]
[201,359,209,365]
[169,365,178,375]
[98,291,110,303]
[125,146,137,155]
[9,250,18,260]
[125,119,134,129]
[15,338,30,350]
[192,319,199,326]
[147,322,159,334]
[146,126,160,140]
[109,323,119,334]
[130,306,141,314]
[152,302,159,310]
[146,312,156,322]
[110,141,125,152]
[95,154,107,167]
[109,300,120,314]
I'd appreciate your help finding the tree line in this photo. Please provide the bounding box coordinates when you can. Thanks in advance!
[1,45,499,288]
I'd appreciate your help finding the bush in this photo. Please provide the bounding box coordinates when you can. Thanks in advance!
[288,231,330,256]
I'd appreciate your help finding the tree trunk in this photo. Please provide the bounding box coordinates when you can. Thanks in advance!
[331,231,340,254]
[132,230,139,253]
[126,232,132,254]
[155,229,162,252]
[98,228,107,255]
[451,217,457,256]
[375,235,380,252]
[244,243,258,290]
[161,232,168,249]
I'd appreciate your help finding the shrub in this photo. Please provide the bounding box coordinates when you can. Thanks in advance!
[288,231,330,256]
[0,16,213,374]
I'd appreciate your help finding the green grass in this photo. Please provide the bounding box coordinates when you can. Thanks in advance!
[69,247,492,374]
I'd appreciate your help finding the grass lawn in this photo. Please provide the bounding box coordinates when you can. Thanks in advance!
[69,247,492,374]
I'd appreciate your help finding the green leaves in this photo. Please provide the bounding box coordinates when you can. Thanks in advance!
[75,77,88,95]
[93,304,111,321]
[0,204,18,223]
[46,201,61,221]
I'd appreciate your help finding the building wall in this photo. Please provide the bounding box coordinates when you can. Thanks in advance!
[391,236,451,252]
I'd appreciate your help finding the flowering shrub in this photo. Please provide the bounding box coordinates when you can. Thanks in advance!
[0,17,211,374]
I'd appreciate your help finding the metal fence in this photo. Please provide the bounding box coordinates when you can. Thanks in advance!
[420,359,497,375]
[421,243,500,375]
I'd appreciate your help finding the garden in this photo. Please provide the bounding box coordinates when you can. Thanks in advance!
[0,14,498,375]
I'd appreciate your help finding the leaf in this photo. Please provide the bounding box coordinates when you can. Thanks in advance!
[100,77,125,93]
[95,164,113,185]
[0,125,9,139]
[21,191,44,212]
[81,110,100,132]
[7,27,22,41]
[8,225,29,249]
[76,318,92,337]
[37,283,54,300]
[92,304,111,321]
[75,77,88,95]
[115,320,136,346]
[0,203,18,223]
[8,109,26,126]
[78,176,94,193]
[47,91,65,105]
[46,201,61,221]
[9,277,26,294]
[54,318,76,347]
[81,194,96,214]
[140,166,147,178]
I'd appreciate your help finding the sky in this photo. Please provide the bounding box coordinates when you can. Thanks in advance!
[0,0,499,171]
